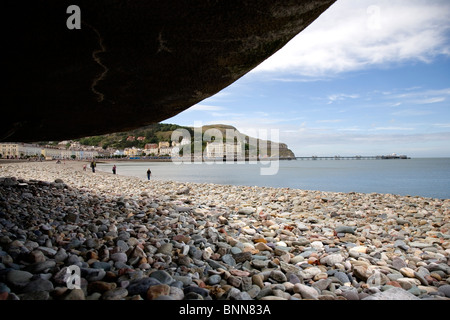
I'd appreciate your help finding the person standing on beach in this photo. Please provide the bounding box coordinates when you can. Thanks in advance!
[90,161,96,173]
[112,165,117,174]
[147,168,151,180]
[83,164,87,171]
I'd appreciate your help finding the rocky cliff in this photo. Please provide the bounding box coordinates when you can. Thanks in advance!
[2,1,335,142]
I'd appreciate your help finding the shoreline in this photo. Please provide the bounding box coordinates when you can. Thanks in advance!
[0,161,449,301]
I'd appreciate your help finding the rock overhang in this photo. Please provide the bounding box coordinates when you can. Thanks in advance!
[2,0,335,142]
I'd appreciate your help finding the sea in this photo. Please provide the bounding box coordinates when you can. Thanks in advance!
[97,158,450,199]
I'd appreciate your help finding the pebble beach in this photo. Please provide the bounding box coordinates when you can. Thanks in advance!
[0,161,449,301]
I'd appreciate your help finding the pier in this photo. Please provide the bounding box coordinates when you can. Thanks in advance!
[296,155,410,160]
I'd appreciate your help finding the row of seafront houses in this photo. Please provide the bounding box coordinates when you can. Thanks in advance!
[0,139,257,160]
[124,139,247,159]
[0,142,103,160]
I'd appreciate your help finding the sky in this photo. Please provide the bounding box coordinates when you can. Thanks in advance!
[165,0,450,157]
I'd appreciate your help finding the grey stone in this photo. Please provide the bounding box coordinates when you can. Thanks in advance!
[221,254,236,267]
[126,277,161,296]
[26,260,56,273]
[184,292,204,300]
[334,272,350,284]
[173,275,193,287]
[150,270,173,285]
[169,287,185,300]
[280,261,302,276]
[238,207,255,215]
[391,257,407,270]
[208,274,222,285]
[37,246,57,256]
[81,268,106,282]
[320,253,344,266]
[0,283,11,294]
[63,289,85,300]
[230,247,242,255]
[408,241,429,248]
[246,285,261,299]
[116,240,129,252]
[407,286,422,296]
[362,287,420,300]
[335,226,356,234]
[288,274,302,284]
[111,252,128,263]
[232,251,252,263]
[293,238,311,246]
[102,287,128,300]
[438,284,450,298]
[183,286,210,298]
[153,295,175,300]
[19,291,50,300]
[189,246,203,259]
[206,258,226,270]
[270,270,287,283]
[91,261,112,271]
[414,272,429,286]
[23,278,54,293]
[339,287,359,300]
[233,291,253,300]
[252,259,269,269]
[312,278,332,291]
[294,284,319,299]
[6,270,33,287]
[158,243,173,255]
[64,212,79,223]
[394,240,410,251]
[256,287,273,299]
[228,275,242,288]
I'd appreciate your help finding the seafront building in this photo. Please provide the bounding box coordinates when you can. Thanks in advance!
[205,141,243,159]
[0,143,99,160]
[144,143,159,155]
[123,147,142,157]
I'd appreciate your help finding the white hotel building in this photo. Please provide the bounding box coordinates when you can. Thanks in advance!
[0,143,98,160]
[205,141,243,159]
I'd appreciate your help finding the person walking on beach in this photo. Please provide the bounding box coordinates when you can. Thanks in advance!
[112,165,117,175]
[147,168,152,180]
[90,161,96,173]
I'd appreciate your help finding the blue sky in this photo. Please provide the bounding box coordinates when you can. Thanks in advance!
[165,0,450,157]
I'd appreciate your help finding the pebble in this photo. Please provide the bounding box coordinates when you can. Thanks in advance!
[320,254,344,266]
[270,270,287,283]
[208,274,222,285]
[335,226,356,234]
[103,287,129,300]
[147,284,170,300]
[149,270,173,285]
[293,284,319,299]
[362,287,420,300]
[438,284,450,298]
[0,161,448,301]
[6,270,34,287]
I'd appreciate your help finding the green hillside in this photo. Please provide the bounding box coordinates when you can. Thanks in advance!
[76,123,192,150]
[40,123,295,158]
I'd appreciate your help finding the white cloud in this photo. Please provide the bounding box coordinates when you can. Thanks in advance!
[413,97,446,105]
[391,109,433,117]
[386,87,450,106]
[434,123,450,128]
[327,93,360,104]
[186,104,226,112]
[252,0,450,77]
[372,126,415,131]
[316,119,344,124]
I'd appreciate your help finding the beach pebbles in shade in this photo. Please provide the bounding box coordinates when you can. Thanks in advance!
[0,161,448,301]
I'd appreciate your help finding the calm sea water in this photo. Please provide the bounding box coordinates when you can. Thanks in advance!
[97,158,450,199]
